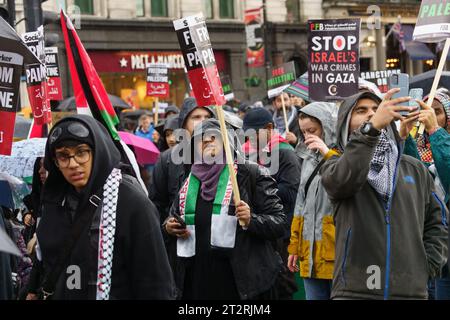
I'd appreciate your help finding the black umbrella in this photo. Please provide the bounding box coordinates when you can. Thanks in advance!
[410,69,450,95]
[55,94,132,111]
[120,109,151,121]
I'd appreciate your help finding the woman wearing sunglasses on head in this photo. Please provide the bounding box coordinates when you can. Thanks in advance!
[30,115,175,300]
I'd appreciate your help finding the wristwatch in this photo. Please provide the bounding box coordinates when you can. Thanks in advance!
[360,121,381,137]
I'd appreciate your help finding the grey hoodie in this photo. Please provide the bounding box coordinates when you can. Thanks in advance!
[320,91,448,300]
[291,102,338,279]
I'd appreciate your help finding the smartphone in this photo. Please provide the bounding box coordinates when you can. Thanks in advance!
[388,73,410,115]
[409,88,423,112]
[171,212,187,229]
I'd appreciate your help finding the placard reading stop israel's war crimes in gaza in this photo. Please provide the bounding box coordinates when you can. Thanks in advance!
[308,19,360,101]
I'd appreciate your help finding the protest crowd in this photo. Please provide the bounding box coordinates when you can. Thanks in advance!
[1,3,450,302]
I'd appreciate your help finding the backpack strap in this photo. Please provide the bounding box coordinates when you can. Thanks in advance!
[304,158,326,199]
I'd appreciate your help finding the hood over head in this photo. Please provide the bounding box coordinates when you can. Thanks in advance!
[164,105,180,117]
[43,114,121,207]
[190,118,243,165]
[178,97,214,129]
[297,102,337,148]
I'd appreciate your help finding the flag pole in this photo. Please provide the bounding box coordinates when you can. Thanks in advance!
[215,104,244,226]
[154,97,159,125]
[415,37,450,137]
[281,94,289,134]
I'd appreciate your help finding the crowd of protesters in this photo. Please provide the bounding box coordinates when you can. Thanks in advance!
[1,82,449,301]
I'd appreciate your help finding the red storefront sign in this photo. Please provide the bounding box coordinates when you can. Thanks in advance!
[89,50,228,73]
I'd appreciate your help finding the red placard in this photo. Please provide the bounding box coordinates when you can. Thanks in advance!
[22,26,51,124]
[0,111,16,155]
[245,8,265,68]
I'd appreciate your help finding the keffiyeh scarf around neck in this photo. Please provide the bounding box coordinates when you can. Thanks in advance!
[95,168,122,300]
[367,130,399,205]
[273,107,297,134]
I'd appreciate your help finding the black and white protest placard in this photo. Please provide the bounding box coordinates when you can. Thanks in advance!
[0,50,23,155]
[308,19,360,101]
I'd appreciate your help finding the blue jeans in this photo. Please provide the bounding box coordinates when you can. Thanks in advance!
[436,265,450,300]
[303,278,332,300]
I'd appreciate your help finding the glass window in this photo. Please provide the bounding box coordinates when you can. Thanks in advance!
[286,0,300,23]
[74,0,94,15]
[136,0,145,17]
[151,0,168,17]
[219,0,234,19]
[204,0,213,19]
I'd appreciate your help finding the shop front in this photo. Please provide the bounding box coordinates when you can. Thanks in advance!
[89,50,229,110]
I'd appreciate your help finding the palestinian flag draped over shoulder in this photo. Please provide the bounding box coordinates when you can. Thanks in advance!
[60,10,119,140]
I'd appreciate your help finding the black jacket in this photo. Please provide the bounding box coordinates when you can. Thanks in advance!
[269,147,301,238]
[321,91,448,300]
[0,210,13,300]
[37,115,175,300]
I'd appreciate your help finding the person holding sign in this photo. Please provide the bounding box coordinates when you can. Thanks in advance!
[320,89,447,300]
[164,119,286,300]
[271,92,301,147]
[400,87,450,300]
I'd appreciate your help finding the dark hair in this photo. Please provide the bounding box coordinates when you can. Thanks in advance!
[299,112,321,125]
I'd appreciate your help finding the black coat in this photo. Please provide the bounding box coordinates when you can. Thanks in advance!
[167,161,287,300]
[37,115,175,300]
[149,145,186,224]
[268,147,301,239]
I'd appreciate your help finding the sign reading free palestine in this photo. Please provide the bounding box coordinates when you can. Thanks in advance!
[413,0,450,43]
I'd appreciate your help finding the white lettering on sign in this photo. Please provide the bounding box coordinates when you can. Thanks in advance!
[45,54,56,64]
[46,67,59,77]
[183,30,192,46]
[195,26,210,43]
[0,131,3,143]
[325,73,356,83]
[311,35,357,51]
[0,91,14,108]
[0,67,13,84]
[185,49,215,68]
[25,66,45,83]
[129,54,184,70]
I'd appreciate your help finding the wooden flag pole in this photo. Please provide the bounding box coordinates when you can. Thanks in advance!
[154,98,159,125]
[281,94,290,134]
[416,37,450,137]
[215,104,244,226]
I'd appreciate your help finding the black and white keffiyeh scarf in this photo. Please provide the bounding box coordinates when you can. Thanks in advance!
[367,130,398,205]
[96,168,122,300]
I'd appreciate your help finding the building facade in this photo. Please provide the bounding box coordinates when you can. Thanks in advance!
[9,0,434,110]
